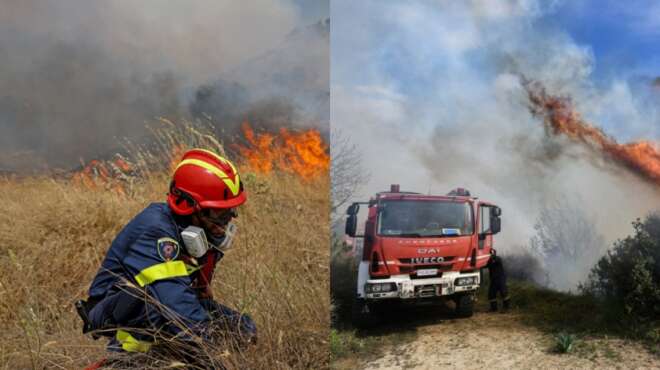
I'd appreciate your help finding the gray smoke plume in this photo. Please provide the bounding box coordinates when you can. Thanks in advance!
[0,0,328,172]
[188,18,329,137]
[332,0,660,290]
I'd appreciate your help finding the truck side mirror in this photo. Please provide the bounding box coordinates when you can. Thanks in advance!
[346,203,360,216]
[493,206,502,217]
[490,215,501,234]
[345,214,358,237]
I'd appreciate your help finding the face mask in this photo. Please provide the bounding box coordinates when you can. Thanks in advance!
[210,222,237,252]
[181,222,238,258]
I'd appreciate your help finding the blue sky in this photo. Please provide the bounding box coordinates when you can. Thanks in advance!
[548,0,660,83]
[332,1,660,141]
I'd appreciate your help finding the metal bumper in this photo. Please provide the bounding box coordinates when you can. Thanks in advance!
[363,271,480,299]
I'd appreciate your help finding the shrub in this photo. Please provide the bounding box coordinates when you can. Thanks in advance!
[583,212,660,324]
[554,332,576,354]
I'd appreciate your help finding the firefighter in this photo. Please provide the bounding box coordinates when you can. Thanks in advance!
[487,248,510,312]
[78,148,256,354]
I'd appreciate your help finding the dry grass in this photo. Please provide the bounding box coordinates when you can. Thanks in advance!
[0,123,330,369]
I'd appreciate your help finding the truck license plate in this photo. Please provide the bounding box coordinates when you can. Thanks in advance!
[417,269,438,277]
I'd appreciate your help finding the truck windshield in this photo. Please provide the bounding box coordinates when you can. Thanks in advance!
[377,200,473,237]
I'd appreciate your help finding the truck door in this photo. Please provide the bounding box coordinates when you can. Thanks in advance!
[475,203,494,271]
[477,204,492,251]
[476,203,502,269]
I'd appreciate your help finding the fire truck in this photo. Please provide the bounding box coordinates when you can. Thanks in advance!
[345,185,502,324]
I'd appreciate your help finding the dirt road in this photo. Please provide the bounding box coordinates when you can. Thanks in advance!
[356,312,659,370]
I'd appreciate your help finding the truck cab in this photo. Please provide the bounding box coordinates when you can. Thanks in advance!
[345,184,502,320]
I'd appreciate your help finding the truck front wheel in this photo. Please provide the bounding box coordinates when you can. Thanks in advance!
[454,293,474,318]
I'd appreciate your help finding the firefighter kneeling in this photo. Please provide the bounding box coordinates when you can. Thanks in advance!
[76,149,256,357]
[487,248,510,312]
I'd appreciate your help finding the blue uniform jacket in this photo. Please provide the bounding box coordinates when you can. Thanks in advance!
[89,203,209,333]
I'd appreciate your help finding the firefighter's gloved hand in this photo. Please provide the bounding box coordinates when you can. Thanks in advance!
[199,299,257,347]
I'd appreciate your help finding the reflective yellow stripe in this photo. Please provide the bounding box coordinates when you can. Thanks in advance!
[176,158,241,196]
[116,329,152,353]
[134,261,189,287]
[195,149,239,174]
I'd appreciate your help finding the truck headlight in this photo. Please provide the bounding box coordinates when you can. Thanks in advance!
[365,283,397,293]
[455,276,478,286]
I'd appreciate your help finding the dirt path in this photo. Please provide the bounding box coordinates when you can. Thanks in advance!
[359,312,659,370]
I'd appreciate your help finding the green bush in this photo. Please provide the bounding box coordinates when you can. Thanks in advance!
[554,332,576,353]
[583,212,660,323]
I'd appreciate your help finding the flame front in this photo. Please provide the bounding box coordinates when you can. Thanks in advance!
[237,122,329,180]
[71,155,135,195]
[525,80,660,186]
[71,122,329,194]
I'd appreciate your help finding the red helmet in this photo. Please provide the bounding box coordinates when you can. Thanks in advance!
[167,149,246,215]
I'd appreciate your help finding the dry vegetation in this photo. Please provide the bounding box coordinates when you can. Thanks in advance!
[0,122,330,369]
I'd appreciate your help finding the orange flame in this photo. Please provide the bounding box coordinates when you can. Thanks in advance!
[237,122,329,180]
[71,155,135,195]
[71,122,329,193]
[525,80,660,185]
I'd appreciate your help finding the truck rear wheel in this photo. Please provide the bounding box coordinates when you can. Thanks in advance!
[454,293,474,318]
[351,298,378,329]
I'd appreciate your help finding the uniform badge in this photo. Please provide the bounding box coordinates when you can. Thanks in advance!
[157,237,180,261]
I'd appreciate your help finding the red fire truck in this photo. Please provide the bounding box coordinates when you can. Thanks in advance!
[345,185,502,323]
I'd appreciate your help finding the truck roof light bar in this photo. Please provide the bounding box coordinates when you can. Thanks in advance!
[447,187,471,197]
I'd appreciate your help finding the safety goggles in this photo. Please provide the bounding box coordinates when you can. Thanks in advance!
[201,207,237,226]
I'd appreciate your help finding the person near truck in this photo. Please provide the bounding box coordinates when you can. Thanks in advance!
[77,148,256,355]
[487,248,510,312]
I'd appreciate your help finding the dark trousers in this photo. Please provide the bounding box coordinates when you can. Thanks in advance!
[488,278,510,310]
[88,289,145,334]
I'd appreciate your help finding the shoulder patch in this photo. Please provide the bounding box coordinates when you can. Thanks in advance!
[157,237,180,261]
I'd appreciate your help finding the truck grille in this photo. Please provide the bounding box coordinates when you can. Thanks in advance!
[414,283,448,298]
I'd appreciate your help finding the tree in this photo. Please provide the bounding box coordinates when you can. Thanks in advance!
[330,129,369,229]
[529,197,605,291]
